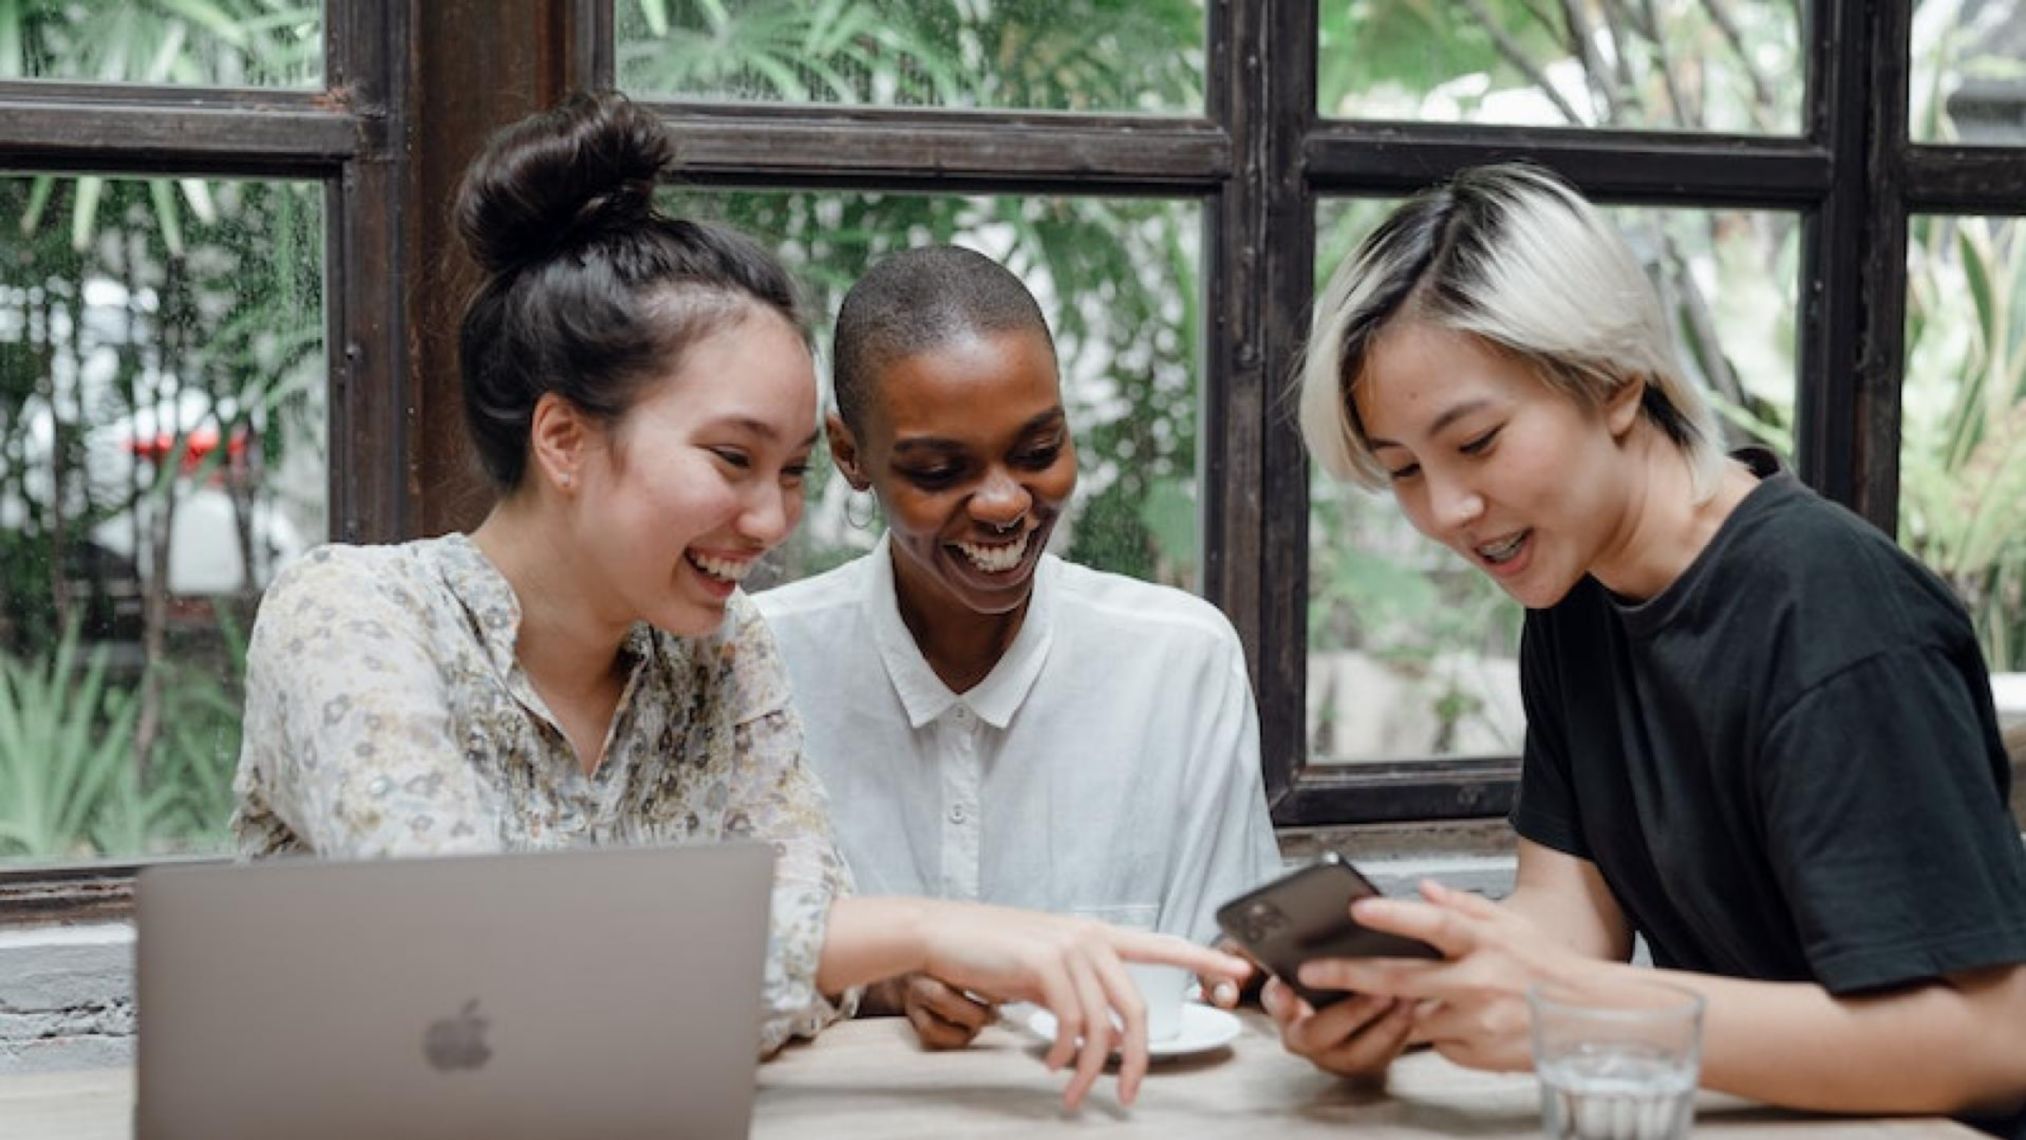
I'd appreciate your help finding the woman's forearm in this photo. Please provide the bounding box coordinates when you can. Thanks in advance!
[1623,962,2026,1116]
[816,897,932,996]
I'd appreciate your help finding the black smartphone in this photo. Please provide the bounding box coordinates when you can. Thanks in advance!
[1214,852,1441,1009]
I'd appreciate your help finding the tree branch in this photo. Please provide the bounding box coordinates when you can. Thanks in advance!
[1596,0,1639,110]
[1638,0,1699,127]
[1656,224,1773,448]
[1558,0,1617,122]
[1516,0,1561,36]
[1464,0,1586,125]
[1702,0,1780,133]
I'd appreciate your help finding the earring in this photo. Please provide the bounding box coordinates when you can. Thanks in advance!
[558,473,574,490]
[844,488,878,530]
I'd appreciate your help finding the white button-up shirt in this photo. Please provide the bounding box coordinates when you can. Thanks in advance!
[755,536,1282,944]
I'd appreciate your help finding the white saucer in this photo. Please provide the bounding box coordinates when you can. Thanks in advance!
[1001,1001,1243,1059]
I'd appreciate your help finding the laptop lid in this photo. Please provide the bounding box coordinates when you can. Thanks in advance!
[136,841,774,1140]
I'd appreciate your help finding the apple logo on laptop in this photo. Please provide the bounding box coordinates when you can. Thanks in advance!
[423,999,493,1071]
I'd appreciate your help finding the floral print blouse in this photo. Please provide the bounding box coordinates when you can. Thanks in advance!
[232,534,855,1055]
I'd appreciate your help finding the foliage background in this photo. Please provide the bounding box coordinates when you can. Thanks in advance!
[0,0,322,861]
[2,0,2021,858]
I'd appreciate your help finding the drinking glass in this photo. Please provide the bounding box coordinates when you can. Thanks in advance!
[1528,977,1704,1140]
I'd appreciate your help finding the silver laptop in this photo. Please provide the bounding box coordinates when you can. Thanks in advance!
[136,841,775,1140]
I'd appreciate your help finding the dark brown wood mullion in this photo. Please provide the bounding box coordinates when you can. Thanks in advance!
[325,0,411,545]
[1904,148,2026,213]
[580,0,615,92]
[1203,0,1315,818]
[1794,0,1886,519]
[1200,0,1248,717]
[1198,0,1236,636]
[642,103,1230,193]
[1851,0,1912,530]
[405,0,581,539]
[1279,759,1523,827]
[0,863,144,926]
[1303,123,1830,206]
[0,88,359,176]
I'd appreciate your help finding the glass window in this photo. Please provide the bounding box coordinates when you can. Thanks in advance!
[1902,214,2026,671]
[1913,1,2026,144]
[663,189,1203,593]
[0,174,326,863]
[0,1,322,88]
[1307,198,1799,764]
[618,0,1204,113]
[1319,0,1801,135]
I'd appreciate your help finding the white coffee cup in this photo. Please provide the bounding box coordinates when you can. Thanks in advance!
[1125,962,1190,1043]
[1070,904,1188,1045]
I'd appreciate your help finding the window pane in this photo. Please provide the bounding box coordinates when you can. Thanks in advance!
[619,1,1204,113]
[1307,198,1799,763]
[0,174,326,863]
[1913,1,2026,144]
[663,190,1202,593]
[1902,215,2026,671]
[1320,1,1801,135]
[0,1,322,87]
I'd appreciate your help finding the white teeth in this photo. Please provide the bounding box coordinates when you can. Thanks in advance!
[689,552,755,583]
[1476,531,1527,565]
[954,532,1030,574]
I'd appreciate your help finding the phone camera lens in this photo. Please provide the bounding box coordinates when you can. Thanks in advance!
[1243,901,1286,943]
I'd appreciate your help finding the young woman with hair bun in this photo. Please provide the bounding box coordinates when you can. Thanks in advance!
[230,91,1243,1111]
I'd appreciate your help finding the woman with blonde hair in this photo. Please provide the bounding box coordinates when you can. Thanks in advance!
[1281,163,2026,1136]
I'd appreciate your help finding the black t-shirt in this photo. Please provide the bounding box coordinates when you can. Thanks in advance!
[1511,451,2026,1134]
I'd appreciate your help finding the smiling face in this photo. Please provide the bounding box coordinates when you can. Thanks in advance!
[834,327,1077,617]
[567,306,818,636]
[1354,321,1643,610]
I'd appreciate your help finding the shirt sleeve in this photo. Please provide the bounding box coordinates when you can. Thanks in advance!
[721,598,859,1055]
[1160,627,1284,946]
[233,550,502,859]
[1756,647,2026,993]
[1509,613,1588,859]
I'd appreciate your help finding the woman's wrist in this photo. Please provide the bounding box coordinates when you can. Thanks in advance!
[817,896,936,994]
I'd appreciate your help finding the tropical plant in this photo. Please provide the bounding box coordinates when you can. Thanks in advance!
[0,622,139,858]
[619,0,1203,111]
[630,2,1210,588]
[0,0,322,859]
[1902,216,2026,670]
[0,0,320,87]
[1891,1,2026,672]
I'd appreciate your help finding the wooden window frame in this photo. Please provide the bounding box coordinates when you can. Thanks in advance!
[4,0,2015,924]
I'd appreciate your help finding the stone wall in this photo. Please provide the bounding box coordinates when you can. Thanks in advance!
[0,924,135,1073]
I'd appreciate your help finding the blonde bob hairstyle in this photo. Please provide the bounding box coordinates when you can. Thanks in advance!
[1298,164,1728,500]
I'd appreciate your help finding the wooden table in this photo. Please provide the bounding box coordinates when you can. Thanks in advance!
[0,1011,1982,1138]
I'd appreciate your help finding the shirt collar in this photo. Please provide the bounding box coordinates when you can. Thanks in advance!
[432,532,525,677]
[865,532,1056,731]
[430,531,657,680]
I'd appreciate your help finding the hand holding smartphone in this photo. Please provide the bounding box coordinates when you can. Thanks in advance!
[1214,853,1440,1009]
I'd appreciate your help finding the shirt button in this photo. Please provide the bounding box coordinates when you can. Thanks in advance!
[953,707,973,725]
[949,804,968,824]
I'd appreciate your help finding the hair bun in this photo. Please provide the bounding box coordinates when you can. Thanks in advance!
[456,91,676,276]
